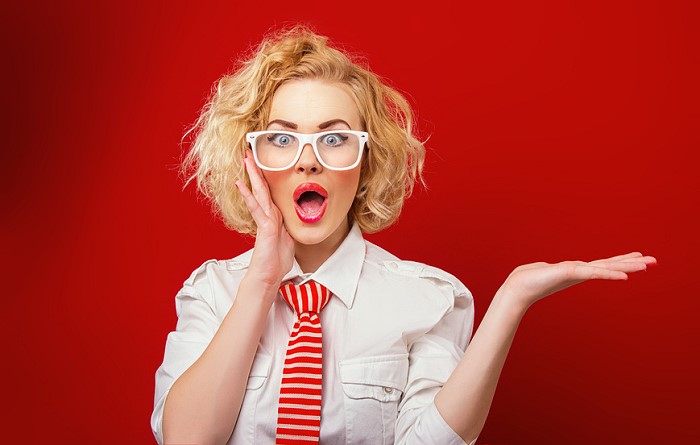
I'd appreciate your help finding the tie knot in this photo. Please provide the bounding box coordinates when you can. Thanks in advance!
[279,281,331,315]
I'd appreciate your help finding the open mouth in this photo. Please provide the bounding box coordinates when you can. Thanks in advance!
[293,183,328,223]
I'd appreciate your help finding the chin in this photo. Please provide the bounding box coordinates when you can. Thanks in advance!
[285,212,349,247]
[287,222,334,246]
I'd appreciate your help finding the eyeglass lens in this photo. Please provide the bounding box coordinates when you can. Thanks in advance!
[254,132,361,169]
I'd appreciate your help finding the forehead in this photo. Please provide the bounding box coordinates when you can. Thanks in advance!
[268,79,361,129]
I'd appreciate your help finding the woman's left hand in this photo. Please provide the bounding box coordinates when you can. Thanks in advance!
[499,252,657,311]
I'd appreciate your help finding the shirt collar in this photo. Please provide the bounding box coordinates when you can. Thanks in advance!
[281,222,365,309]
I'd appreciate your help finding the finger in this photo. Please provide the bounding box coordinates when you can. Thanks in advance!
[590,252,643,263]
[236,180,269,227]
[639,255,657,265]
[610,256,657,266]
[568,263,629,280]
[244,154,273,215]
[582,259,648,273]
[590,255,657,268]
[244,155,272,215]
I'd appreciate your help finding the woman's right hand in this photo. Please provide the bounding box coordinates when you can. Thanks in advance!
[235,150,295,296]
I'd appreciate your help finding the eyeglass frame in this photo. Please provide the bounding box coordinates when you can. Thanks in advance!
[245,130,369,171]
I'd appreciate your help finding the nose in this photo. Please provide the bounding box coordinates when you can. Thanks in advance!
[295,143,322,174]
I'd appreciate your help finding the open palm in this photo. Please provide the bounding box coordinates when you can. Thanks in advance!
[501,252,657,310]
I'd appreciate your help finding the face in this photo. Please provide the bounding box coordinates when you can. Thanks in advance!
[262,78,363,248]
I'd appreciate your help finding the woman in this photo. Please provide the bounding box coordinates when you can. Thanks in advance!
[151,26,655,445]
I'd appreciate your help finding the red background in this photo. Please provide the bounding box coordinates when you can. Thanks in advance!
[3,0,698,443]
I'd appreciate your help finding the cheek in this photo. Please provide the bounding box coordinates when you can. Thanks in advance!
[334,170,362,206]
[261,173,288,206]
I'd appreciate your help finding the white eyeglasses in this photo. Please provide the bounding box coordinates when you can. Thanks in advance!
[246,130,369,171]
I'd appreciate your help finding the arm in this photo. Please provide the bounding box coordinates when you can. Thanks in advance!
[161,279,277,445]
[161,152,294,445]
[394,275,476,445]
[434,252,657,443]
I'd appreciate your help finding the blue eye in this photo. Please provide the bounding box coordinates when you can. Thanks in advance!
[320,133,347,147]
[267,133,294,147]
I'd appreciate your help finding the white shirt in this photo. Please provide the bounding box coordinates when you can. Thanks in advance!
[151,223,478,445]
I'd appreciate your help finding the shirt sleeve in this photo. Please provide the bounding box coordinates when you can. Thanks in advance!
[150,261,220,445]
[394,270,478,445]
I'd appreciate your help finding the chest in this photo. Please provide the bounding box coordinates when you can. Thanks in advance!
[229,296,440,445]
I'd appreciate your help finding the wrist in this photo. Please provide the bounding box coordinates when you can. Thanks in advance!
[493,285,531,318]
[238,275,280,306]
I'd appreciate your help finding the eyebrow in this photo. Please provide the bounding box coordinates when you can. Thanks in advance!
[266,119,351,130]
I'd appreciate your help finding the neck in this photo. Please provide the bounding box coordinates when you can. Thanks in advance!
[294,220,351,273]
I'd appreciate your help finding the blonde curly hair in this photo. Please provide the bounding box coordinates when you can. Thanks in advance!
[181,25,425,235]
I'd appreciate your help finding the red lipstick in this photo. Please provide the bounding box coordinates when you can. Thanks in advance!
[293,183,328,223]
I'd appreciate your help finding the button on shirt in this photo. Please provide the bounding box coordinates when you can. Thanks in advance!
[151,223,477,445]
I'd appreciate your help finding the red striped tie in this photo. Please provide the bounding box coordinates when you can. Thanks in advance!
[276,281,331,444]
